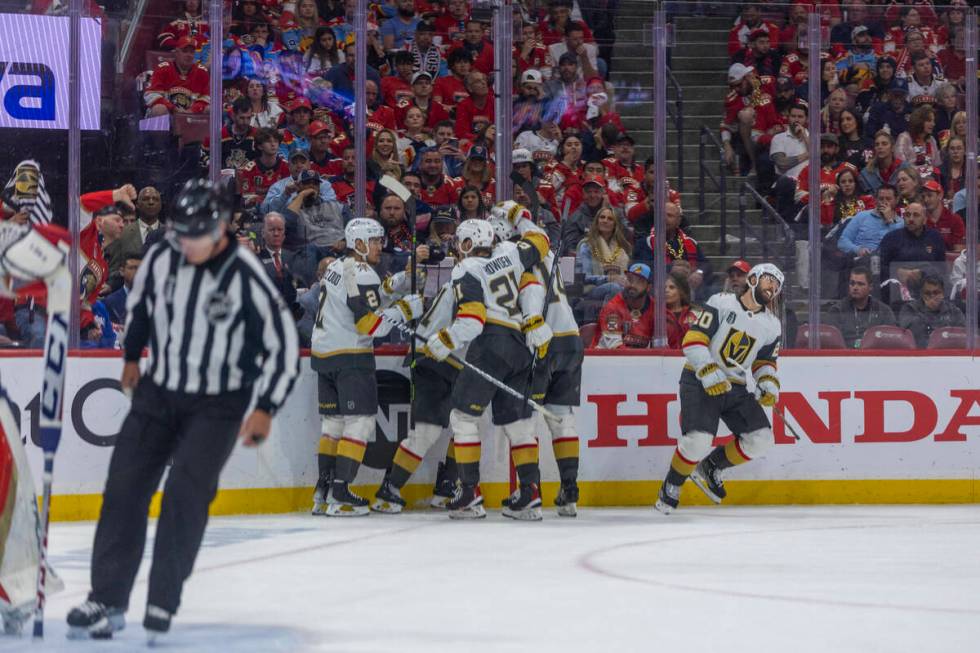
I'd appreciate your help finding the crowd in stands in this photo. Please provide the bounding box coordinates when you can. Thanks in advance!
[0,0,977,352]
[722,0,977,349]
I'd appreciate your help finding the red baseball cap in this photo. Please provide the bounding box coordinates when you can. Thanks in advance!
[923,179,943,194]
[174,36,197,50]
[728,259,751,274]
[582,174,606,188]
[308,120,331,136]
[287,97,313,112]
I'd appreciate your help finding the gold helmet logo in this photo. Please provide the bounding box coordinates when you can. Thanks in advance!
[13,163,40,201]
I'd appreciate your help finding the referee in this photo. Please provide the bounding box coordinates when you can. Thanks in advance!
[67,179,300,641]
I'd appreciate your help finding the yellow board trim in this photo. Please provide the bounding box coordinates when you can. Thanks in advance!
[43,479,980,521]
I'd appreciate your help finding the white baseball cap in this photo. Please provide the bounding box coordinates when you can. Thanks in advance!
[728,63,755,84]
[521,69,543,85]
[512,148,533,165]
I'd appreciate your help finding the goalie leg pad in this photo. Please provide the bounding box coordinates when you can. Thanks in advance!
[738,427,773,460]
[0,225,67,280]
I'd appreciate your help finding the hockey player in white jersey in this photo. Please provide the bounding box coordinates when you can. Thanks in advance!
[371,276,460,513]
[421,215,551,520]
[655,263,784,514]
[310,218,425,516]
[489,201,584,517]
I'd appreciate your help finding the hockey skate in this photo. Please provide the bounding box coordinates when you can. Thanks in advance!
[429,462,456,509]
[554,481,579,518]
[502,483,543,521]
[371,478,406,514]
[66,600,125,640]
[311,473,332,516]
[325,481,370,516]
[144,604,171,646]
[447,483,487,519]
[690,458,726,504]
[654,481,680,515]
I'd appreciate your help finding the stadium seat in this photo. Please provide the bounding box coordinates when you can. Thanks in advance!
[173,113,209,147]
[794,324,845,349]
[860,325,916,350]
[926,327,967,350]
[579,323,597,348]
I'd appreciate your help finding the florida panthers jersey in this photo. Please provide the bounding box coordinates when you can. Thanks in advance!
[311,257,410,371]
[681,292,781,383]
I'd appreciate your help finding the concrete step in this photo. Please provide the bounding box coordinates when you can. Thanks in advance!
[668,55,733,71]
[674,15,734,31]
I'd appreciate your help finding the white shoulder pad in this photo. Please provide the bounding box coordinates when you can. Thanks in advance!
[451,256,486,281]
[354,261,381,286]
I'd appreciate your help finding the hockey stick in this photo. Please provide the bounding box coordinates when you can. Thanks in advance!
[382,317,560,422]
[730,358,800,441]
[33,264,71,639]
[509,170,540,221]
[379,174,419,428]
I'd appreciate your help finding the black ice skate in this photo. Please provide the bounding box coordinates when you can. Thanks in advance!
[371,477,406,514]
[502,483,543,521]
[311,472,332,516]
[655,481,680,515]
[690,458,726,504]
[143,604,172,645]
[429,462,456,509]
[447,483,487,519]
[66,600,125,640]
[326,480,370,517]
[554,481,579,518]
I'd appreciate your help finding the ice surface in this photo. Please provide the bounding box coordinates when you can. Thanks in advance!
[4,505,979,652]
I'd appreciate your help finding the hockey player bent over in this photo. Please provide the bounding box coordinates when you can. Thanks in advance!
[422,216,551,520]
[310,218,425,516]
[489,202,583,517]
[655,263,783,514]
[371,276,460,513]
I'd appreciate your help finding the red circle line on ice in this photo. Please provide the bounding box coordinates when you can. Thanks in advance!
[578,519,980,616]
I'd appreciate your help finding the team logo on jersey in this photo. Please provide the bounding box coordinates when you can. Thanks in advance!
[204,291,233,322]
[720,328,756,368]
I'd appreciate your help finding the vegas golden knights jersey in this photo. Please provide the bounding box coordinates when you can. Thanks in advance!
[681,292,781,383]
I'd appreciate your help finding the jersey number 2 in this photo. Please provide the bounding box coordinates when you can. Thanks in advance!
[489,273,521,318]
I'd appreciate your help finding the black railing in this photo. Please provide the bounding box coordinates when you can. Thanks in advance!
[665,67,683,194]
[698,125,727,253]
[737,182,796,271]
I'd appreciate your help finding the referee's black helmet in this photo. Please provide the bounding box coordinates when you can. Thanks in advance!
[171,178,232,237]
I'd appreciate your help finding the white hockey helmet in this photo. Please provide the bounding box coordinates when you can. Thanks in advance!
[490,200,531,226]
[345,218,384,257]
[455,219,495,257]
[488,215,516,242]
[747,262,784,295]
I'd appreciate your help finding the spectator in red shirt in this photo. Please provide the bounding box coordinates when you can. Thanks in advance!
[515,22,550,78]
[728,3,780,58]
[144,36,210,116]
[364,79,398,133]
[593,262,656,349]
[158,0,209,50]
[721,63,782,174]
[922,179,965,253]
[454,71,494,139]
[539,0,594,47]
[417,148,461,208]
[453,19,494,75]
[328,145,358,206]
[397,71,450,130]
[238,128,290,209]
[434,0,471,45]
[666,270,698,349]
[433,48,472,112]
[382,51,416,107]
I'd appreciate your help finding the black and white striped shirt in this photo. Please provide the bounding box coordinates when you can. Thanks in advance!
[123,235,300,414]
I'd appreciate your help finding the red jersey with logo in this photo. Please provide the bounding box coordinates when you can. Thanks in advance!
[144,61,210,113]
[237,157,290,204]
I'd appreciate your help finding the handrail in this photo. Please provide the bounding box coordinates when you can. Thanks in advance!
[738,182,796,271]
[698,125,727,254]
[116,0,152,74]
[665,67,684,194]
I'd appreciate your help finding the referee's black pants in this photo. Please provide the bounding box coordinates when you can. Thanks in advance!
[88,378,251,614]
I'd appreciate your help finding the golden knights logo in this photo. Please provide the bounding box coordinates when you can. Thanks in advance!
[720,328,756,368]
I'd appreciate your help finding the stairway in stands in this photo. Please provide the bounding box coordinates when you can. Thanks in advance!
[612,7,775,281]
